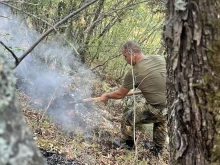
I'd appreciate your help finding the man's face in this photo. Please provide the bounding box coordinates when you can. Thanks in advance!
[122,49,134,65]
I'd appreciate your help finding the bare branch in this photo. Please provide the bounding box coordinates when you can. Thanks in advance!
[91,53,121,70]
[0,40,19,65]
[91,57,111,71]
[40,84,60,122]
[0,15,11,19]
[1,2,54,27]
[6,1,39,6]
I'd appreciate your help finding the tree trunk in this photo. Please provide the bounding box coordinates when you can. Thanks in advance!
[0,54,46,165]
[163,0,220,164]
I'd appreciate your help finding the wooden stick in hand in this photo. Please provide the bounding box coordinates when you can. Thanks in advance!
[73,90,142,104]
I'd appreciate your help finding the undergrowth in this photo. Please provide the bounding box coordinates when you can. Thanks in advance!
[18,90,170,165]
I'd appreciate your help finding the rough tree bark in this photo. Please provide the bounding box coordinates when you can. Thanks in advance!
[0,54,46,165]
[164,0,220,164]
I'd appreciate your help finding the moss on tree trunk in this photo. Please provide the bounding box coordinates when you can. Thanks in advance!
[0,54,46,165]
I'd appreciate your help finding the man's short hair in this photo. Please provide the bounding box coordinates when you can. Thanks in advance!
[121,40,142,55]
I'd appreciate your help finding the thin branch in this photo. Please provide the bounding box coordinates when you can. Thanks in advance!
[1,2,54,27]
[0,15,11,19]
[8,1,39,6]
[0,0,99,67]
[39,85,60,122]
[91,53,121,70]
[91,56,111,70]
[0,40,19,65]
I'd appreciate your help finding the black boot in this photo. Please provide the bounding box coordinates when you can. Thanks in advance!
[145,142,163,156]
[113,139,134,150]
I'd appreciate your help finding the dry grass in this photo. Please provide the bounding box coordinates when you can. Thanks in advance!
[18,90,170,165]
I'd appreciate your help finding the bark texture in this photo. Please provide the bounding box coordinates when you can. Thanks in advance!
[163,0,220,164]
[0,54,46,165]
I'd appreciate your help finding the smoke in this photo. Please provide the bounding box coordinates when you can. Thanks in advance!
[0,6,102,134]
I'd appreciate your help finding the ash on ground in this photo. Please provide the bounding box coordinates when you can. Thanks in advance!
[40,148,80,165]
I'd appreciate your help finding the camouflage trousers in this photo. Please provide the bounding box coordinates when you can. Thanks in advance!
[121,103,167,148]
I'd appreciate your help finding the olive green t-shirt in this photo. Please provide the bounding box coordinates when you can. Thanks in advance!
[122,55,166,105]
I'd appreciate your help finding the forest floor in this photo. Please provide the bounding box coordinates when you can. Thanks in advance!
[18,87,170,165]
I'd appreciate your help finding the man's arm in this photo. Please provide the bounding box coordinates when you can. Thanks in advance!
[100,86,130,102]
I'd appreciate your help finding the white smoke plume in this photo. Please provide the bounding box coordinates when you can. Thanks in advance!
[0,5,102,134]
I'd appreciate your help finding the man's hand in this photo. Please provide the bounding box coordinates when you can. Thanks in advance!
[100,93,109,102]
[99,87,130,102]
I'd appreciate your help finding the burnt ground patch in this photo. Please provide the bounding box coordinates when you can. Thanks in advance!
[40,148,81,165]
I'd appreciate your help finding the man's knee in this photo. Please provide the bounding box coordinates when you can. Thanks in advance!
[122,110,134,125]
